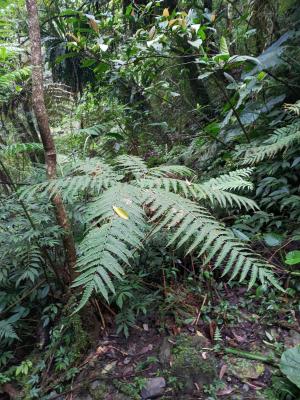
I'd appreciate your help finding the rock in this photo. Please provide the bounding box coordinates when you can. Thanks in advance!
[171,335,217,394]
[141,377,166,399]
[190,332,211,348]
[159,337,172,367]
[90,380,102,390]
[284,330,300,348]
[101,360,117,374]
[228,358,265,380]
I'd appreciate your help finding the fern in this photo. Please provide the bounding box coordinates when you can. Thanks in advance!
[0,66,31,98]
[0,318,19,344]
[115,155,149,178]
[21,158,120,201]
[0,142,43,157]
[137,168,257,210]
[26,156,281,309]
[241,122,300,165]
[72,183,147,310]
[145,189,279,289]
[284,100,300,116]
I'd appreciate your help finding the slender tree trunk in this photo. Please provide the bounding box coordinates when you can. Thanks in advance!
[204,0,212,10]
[25,0,77,282]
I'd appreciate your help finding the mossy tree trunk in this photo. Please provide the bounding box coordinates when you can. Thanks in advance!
[25,0,77,283]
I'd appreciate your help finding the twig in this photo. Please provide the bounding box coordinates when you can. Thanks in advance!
[193,294,207,326]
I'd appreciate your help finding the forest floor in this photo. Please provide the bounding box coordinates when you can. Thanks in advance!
[48,285,300,400]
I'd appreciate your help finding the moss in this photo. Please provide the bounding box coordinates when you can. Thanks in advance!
[90,382,108,400]
[112,379,140,400]
[169,335,217,394]
[225,356,265,380]
[70,314,90,359]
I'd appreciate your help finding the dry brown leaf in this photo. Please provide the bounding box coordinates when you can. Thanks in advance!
[219,364,227,379]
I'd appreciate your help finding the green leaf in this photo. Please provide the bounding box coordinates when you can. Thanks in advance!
[280,346,300,388]
[263,233,283,247]
[285,250,300,265]
[220,36,229,55]
[94,62,110,74]
[55,52,78,64]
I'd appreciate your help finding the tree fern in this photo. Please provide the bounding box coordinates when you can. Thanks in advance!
[26,155,281,309]
[241,122,300,165]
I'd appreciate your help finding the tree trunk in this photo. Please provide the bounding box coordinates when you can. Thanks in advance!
[25,0,77,283]
[204,0,212,10]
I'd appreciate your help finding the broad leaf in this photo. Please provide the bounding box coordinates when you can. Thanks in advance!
[280,346,300,389]
[285,250,300,265]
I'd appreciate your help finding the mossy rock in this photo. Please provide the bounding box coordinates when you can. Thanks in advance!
[170,335,217,394]
[227,357,265,381]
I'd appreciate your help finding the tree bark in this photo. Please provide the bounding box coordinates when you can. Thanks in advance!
[204,0,212,11]
[25,0,77,282]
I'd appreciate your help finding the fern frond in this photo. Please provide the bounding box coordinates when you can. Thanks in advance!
[0,142,43,157]
[115,155,148,178]
[148,164,195,178]
[73,184,147,310]
[20,158,119,201]
[145,190,279,288]
[0,318,19,344]
[137,176,258,210]
[284,100,300,116]
[202,168,254,191]
[241,122,300,165]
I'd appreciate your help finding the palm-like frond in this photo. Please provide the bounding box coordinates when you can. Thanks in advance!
[115,155,148,178]
[146,189,279,289]
[20,158,120,201]
[137,168,257,210]
[241,122,300,165]
[72,184,147,310]
[0,318,19,344]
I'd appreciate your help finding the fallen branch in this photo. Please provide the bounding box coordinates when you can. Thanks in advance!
[224,347,276,365]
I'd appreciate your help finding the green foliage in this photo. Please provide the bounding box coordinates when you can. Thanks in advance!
[27,155,280,310]
[285,251,300,265]
[0,2,300,396]
[280,346,300,389]
[242,122,300,165]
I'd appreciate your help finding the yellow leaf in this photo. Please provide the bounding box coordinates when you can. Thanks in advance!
[113,206,129,220]
[168,19,177,27]
[178,18,187,28]
[162,8,169,17]
[210,13,216,22]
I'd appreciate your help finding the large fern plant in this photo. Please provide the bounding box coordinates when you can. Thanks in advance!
[24,155,281,310]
